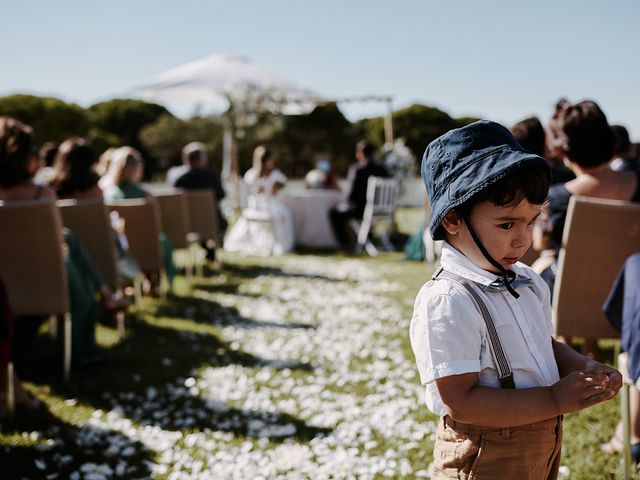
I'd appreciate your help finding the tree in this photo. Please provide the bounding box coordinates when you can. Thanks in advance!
[139,114,224,174]
[356,103,479,164]
[267,103,357,177]
[0,94,90,143]
[88,99,171,177]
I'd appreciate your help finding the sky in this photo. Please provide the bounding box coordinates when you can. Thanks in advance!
[3,0,640,139]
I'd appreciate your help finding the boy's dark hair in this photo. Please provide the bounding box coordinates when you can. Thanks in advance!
[457,163,550,218]
[547,99,613,168]
[510,117,546,158]
[611,124,631,157]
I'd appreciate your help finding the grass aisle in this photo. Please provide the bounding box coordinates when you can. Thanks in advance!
[0,251,631,479]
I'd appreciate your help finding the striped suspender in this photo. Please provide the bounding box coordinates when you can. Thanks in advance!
[433,267,516,389]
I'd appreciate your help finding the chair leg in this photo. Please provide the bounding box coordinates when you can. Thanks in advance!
[364,240,379,256]
[357,218,372,247]
[622,382,632,479]
[63,312,72,383]
[160,270,169,300]
[48,314,58,339]
[6,362,15,420]
[195,244,204,278]
[116,310,126,341]
[134,274,144,306]
[380,232,394,252]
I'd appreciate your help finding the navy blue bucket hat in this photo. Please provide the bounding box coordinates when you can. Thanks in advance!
[422,120,550,241]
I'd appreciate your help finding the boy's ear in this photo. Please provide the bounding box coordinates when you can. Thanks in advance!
[442,209,463,235]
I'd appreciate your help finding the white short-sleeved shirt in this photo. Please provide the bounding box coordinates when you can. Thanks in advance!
[409,242,560,416]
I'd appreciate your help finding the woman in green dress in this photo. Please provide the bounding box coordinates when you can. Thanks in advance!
[101,147,175,284]
[0,118,126,369]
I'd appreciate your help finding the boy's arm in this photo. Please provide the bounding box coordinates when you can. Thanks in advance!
[552,338,623,392]
[436,369,614,428]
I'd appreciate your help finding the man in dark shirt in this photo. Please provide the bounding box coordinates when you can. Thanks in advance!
[175,142,228,258]
[329,141,388,249]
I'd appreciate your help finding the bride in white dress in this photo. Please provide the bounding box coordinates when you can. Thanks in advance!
[224,146,295,255]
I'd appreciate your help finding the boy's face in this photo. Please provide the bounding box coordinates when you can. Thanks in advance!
[443,198,542,273]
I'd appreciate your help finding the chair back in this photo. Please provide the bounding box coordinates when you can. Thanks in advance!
[0,199,69,315]
[57,198,119,289]
[365,177,399,219]
[108,199,163,273]
[186,190,219,243]
[553,196,640,339]
[154,191,192,248]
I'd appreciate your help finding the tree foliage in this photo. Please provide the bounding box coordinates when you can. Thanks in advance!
[88,99,171,178]
[88,99,170,145]
[266,103,357,177]
[139,114,224,173]
[0,93,481,178]
[0,94,90,143]
[355,104,479,164]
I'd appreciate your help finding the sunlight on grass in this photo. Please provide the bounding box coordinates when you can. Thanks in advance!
[1,251,634,479]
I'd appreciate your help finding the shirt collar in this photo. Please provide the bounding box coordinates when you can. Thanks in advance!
[439,242,532,291]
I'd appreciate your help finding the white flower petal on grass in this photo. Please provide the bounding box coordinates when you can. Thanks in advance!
[68,254,436,478]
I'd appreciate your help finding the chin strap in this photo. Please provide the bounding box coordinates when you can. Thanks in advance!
[462,216,520,299]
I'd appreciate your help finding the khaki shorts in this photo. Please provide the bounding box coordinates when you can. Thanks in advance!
[430,415,563,480]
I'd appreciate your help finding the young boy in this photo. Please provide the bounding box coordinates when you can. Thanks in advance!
[409,120,622,479]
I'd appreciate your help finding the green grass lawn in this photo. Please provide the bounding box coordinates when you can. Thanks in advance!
[0,243,633,479]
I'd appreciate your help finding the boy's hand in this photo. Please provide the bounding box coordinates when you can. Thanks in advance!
[550,370,614,414]
[585,360,623,398]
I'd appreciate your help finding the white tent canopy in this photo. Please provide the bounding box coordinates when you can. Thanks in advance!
[142,53,320,116]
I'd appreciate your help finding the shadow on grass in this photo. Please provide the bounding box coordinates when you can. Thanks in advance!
[15,310,328,443]
[155,292,317,330]
[0,405,153,479]
[217,262,339,282]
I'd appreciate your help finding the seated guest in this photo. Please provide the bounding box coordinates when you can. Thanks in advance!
[329,141,388,250]
[225,145,294,255]
[0,117,125,364]
[102,147,148,201]
[165,154,190,187]
[175,142,228,238]
[610,124,639,173]
[602,253,640,461]
[49,140,141,282]
[510,116,575,185]
[101,146,175,283]
[532,99,640,296]
[243,145,287,197]
[49,138,103,199]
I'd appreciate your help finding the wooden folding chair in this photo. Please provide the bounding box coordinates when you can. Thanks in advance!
[553,196,640,341]
[185,190,220,274]
[153,191,200,281]
[617,352,637,479]
[350,177,399,256]
[0,199,72,397]
[57,198,129,337]
[108,199,167,299]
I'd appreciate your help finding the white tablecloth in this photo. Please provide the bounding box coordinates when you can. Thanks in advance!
[280,190,344,249]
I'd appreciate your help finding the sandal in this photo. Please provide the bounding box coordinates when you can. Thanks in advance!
[601,435,624,454]
[601,435,640,463]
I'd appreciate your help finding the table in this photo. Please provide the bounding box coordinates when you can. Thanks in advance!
[280,190,344,249]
